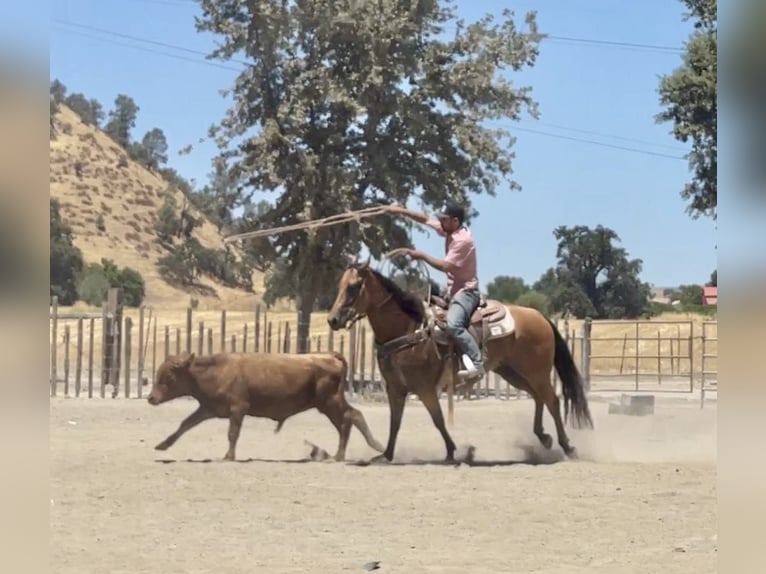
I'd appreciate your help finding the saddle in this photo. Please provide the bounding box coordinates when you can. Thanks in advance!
[428,294,511,347]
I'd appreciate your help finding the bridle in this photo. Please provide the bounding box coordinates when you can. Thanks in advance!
[339,266,393,330]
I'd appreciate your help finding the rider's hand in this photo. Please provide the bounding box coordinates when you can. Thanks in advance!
[387,204,408,216]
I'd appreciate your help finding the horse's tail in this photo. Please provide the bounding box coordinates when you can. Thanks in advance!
[546,318,594,430]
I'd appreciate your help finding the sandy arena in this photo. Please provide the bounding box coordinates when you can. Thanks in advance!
[50,395,716,573]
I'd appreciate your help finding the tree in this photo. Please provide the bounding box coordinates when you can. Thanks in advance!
[677,284,703,307]
[135,128,169,171]
[656,0,717,219]
[50,79,67,102]
[104,94,139,149]
[537,225,651,319]
[486,275,528,303]
[707,269,716,287]
[196,0,543,351]
[50,198,84,305]
[64,93,104,127]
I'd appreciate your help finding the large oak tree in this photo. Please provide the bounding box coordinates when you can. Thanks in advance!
[656,0,717,219]
[197,0,543,351]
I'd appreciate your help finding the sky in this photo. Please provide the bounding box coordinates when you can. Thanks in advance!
[49,0,718,290]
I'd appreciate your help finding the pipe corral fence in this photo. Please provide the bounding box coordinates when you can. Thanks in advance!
[49,289,719,408]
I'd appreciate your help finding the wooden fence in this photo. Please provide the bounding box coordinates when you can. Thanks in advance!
[49,291,718,403]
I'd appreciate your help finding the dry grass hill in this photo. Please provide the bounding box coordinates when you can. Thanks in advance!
[50,104,271,311]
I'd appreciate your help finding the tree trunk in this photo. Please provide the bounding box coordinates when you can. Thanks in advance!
[295,293,315,354]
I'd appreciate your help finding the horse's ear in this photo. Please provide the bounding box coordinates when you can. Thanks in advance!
[361,255,371,269]
[346,254,359,267]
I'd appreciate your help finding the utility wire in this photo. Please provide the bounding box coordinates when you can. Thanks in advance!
[52,19,686,160]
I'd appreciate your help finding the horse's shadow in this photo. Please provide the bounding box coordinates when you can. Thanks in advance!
[154,443,567,467]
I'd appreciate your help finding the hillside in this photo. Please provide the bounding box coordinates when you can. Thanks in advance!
[49,104,267,310]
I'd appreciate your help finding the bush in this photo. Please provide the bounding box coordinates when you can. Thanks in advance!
[76,259,146,307]
[77,265,110,305]
[515,290,550,314]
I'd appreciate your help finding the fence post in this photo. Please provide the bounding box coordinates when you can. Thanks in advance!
[50,296,58,397]
[581,317,592,392]
[186,307,193,354]
[105,288,123,398]
[254,304,261,352]
[63,325,70,397]
[689,321,695,393]
[124,317,133,398]
[75,317,83,397]
[138,306,145,398]
[348,323,357,394]
[88,317,95,398]
[220,310,227,352]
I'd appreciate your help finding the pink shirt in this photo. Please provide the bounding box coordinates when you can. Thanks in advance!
[426,219,479,298]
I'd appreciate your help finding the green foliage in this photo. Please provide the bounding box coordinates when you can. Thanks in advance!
[76,265,110,306]
[104,94,139,149]
[196,0,543,349]
[486,275,528,303]
[157,237,254,292]
[158,241,198,286]
[656,0,717,219]
[64,93,104,127]
[534,225,651,319]
[50,79,66,103]
[132,128,169,171]
[50,198,84,305]
[677,284,704,307]
[707,269,716,287]
[154,193,181,244]
[514,290,550,314]
[76,258,146,307]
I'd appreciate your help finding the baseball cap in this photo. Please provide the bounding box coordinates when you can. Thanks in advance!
[437,201,465,223]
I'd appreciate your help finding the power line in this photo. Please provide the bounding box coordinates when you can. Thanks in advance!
[70,3,686,55]
[508,126,686,160]
[517,120,688,153]
[545,35,682,54]
[52,19,686,160]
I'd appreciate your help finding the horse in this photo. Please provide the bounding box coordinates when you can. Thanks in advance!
[326,257,594,463]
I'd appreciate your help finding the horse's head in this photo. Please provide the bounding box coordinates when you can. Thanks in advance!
[327,255,374,331]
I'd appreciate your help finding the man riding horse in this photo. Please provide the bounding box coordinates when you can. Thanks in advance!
[387,201,485,383]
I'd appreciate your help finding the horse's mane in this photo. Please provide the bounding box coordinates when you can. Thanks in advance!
[360,266,426,325]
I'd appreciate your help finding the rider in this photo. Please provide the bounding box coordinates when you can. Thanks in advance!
[387,201,484,382]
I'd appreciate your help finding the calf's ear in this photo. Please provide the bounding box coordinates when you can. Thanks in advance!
[179,353,196,370]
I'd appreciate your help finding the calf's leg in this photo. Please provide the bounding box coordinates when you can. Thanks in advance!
[223,406,247,461]
[155,405,214,451]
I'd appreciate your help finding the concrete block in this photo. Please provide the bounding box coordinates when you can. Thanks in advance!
[608,393,655,416]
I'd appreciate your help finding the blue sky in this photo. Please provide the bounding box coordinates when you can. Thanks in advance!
[49,0,717,289]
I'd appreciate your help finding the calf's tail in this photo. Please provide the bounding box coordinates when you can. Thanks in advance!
[331,352,350,398]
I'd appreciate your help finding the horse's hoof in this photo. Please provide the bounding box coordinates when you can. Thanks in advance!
[564,446,578,459]
[369,453,392,464]
[541,434,553,450]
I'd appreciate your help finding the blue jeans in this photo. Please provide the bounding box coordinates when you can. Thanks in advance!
[445,288,483,367]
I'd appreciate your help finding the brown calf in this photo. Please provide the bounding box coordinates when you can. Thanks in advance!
[147,351,384,461]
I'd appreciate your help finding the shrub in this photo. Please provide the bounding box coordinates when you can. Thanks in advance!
[515,290,550,315]
[76,258,146,307]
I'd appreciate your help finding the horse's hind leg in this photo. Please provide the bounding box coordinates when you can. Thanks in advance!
[533,373,576,457]
[494,365,552,449]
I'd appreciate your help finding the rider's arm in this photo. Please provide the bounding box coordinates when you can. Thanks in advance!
[414,236,472,275]
[389,206,446,237]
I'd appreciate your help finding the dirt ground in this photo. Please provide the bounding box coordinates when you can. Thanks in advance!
[50,395,717,574]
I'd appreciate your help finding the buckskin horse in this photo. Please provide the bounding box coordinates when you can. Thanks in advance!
[326,257,594,463]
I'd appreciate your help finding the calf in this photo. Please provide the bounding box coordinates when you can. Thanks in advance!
[147,351,384,461]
